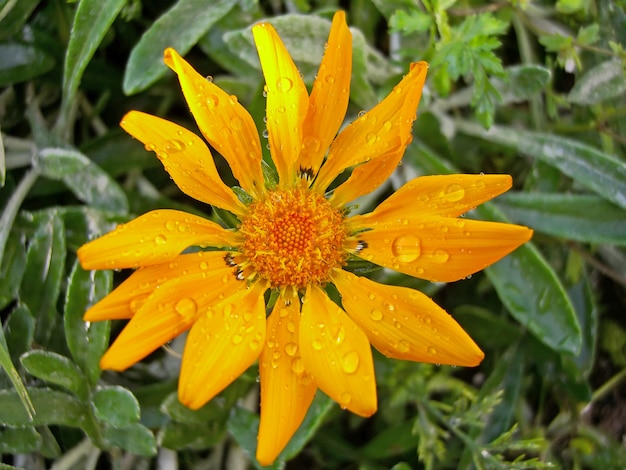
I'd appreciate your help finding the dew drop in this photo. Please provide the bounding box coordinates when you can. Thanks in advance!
[395,340,410,353]
[369,309,383,321]
[312,339,323,350]
[166,139,186,153]
[303,135,321,152]
[339,392,352,408]
[325,75,335,84]
[341,351,359,374]
[154,234,167,245]
[276,77,293,92]
[199,261,209,270]
[365,132,377,145]
[230,116,243,131]
[165,220,176,231]
[232,334,243,345]
[287,321,296,333]
[333,325,346,344]
[433,249,450,263]
[444,184,465,202]
[285,342,298,357]
[391,235,421,263]
[291,358,304,374]
[144,143,156,152]
[427,346,437,355]
[262,129,269,138]
[174,298,198,319]
[358,110,366,118]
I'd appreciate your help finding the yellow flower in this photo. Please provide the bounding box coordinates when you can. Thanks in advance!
[77,11,532,465]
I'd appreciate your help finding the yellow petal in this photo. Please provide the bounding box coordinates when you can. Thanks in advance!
[252,22,309,186]
[330,137,403,207]
[164,48,264,197]
[84,251,234,322]
[99,262,247,371]
[77,209,240,270]
[297,11,352,178]
[314,61,428,192]
[120,111,246,216]
[349,215,533,282]
[257,291,316,466]
[333,270,484,366]
[300,285,376,417]
[178,281,268,410]
[350,175,513,227]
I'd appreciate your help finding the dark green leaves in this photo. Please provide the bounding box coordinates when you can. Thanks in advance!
[0,43,54,86]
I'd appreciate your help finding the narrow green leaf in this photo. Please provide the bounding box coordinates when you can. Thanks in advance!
[58,0,126,131]
[0,0,40,40]
[21,350,88,399]
[123,0,236,94]
[63,161,128,214]
[457,122,626,209]
[103,422,157,456]
[64,259,111,386]
[0,325,35,420]
[0,128,5,187]
[37,147,90,180]
[0,43,55,86]
[568,60,626,104]
[497,192,626,245]
[20,211,66,346]
[0,231,26,310]
[93,386,140,427]
[0,388,86,427]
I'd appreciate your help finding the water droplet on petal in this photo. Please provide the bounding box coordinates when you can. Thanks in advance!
[391,235,421,263]
[285,342,298,357]
[341,350,359,374]
[174,298,198,319]
[369,309,383,321]
[303,135,321,152]
[325,75,335,84]
[444,184,465,202]
[291,358,304,374]
[166,139,186,153]
[154,234,167,245]
[427,346,437,355]
[232,334,243,345]
[312,339,322,350]
[339,392,352,408]
[333,325,346,344]
[433,249,450,263]
[276,77,293,92]
[230,116,243,131]
[395,340,410,353]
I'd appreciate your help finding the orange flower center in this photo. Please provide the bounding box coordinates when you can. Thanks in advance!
[239,186,347,289]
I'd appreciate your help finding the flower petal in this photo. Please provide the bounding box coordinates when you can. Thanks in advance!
[350,175,513,225]
[84,251,235,322]
[120,111,246,216]
[257,291,316,466]
[300,285,376,417]
[349,215,533,282]
[314,61,428,192]
[99,262,246,371]
[252,22,309,186]
[297,11,352,178]
[330,137,403,207]
[178,281,268,410]
[333,270,484,366]
[164,48,264,197]
[77,209,240,270]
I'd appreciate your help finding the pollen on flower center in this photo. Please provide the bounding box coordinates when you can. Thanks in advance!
[239,187,347,289]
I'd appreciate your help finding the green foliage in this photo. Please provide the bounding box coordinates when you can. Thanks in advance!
[1,0,626,469]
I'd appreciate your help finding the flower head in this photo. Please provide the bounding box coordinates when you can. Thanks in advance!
[77,11,532,465]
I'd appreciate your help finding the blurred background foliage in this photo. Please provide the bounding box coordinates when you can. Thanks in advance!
[1,0,626,468]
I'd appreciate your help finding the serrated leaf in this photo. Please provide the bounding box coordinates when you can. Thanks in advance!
[497,192,626,245]
[102,422,157,456]
[64,259,111,385]
[123,0,236,94]
[568,60,626,105]
[0,43,55,86]
[37,147,90,180]
[20,350,87,399]
[20,211,66,346]
[459,123,626,210]
[93,386,140,427]
[63,160,128,214]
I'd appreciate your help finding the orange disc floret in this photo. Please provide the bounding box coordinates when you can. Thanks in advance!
[239,186,347,288]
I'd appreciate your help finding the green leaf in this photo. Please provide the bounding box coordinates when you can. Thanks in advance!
[93,386,140,427]
[0,43,55,86]
[102,422,157,456]
[0,426,41,453]
[0,0,40,41]
[568,60,626,105]
[497,192,626,245]
[457,122,626,210]
[0,388,86,427]
[0,323,35,420]
[0,230,26,310]
[20,211,66,346]
[389,9,431,34]
[360,420,419,458]
[59,0,126,130]
[123,0,236,94]
[0,129,4,187]
[20,350,88,399]
[497,65,552,104]
[37,147,90,180]
[480,204,582,354]
[63,160,128,214]
[64,259,111,385]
